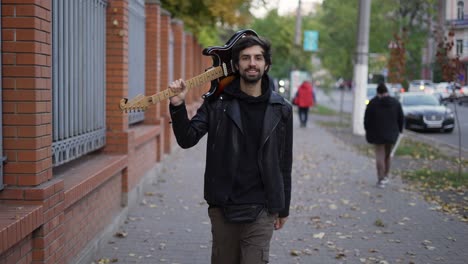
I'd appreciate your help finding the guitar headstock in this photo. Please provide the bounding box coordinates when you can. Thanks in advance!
[119,94,151,112]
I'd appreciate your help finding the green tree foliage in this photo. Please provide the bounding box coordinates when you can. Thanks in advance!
[160,0,437,84]
[315,0,357,80]
[386,0,438,80]
[249,11,304,79]
[160,0,259,46]
[315,0,435,81]
[247,9,324,79]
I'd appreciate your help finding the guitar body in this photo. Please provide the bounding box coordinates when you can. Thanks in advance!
[202,29,258,99]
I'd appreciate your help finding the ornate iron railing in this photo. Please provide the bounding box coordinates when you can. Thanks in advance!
[128,0,146,124]
[51,0,107,166]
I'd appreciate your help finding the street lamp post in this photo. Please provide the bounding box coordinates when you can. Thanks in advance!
[352,0,371,136]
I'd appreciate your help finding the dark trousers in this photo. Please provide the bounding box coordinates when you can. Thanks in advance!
[374,144,393,181]
[208,207,276,264]
[298,107,309,127]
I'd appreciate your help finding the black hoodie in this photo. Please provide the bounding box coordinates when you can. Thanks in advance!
[222,76,271,204]
[364,95,404,144]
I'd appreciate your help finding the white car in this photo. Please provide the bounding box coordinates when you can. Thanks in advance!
[366,83,395,105]
[408,80,435,94]
[434,82,452,100]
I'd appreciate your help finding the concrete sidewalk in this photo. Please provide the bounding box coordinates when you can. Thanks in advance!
[92,116,468,264]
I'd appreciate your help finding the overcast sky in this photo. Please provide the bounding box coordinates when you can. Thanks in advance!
[251,0,323,18]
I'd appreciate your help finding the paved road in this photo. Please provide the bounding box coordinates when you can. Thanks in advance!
[316,88,468,152]
[92,115,468,264]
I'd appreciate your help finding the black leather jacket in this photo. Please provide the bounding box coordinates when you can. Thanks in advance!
[169,78,293,217]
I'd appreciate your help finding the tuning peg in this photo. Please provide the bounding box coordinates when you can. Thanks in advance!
[119,98,129,111]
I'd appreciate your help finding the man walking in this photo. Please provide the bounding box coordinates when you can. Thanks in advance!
[168,34,293,263]
[364,83,404,188]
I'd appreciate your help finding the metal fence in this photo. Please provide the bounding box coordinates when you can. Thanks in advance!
[51,0,107,166]
[128,0,146,124]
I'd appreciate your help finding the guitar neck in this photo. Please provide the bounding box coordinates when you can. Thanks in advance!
[149,66,225,104]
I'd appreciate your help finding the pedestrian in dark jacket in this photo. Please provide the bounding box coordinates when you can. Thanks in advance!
[364,83,404,188]
[293,80,315,127]
[168,34,293,264]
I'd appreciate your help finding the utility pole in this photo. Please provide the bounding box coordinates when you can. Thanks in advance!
[352,0,371,135]
[294,0,302,46]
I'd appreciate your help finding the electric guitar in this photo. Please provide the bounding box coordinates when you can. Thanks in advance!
[119,29,258,112]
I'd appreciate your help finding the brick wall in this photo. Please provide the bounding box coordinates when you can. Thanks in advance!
[171,19,185,80]
[63,174,121,263]
[2,0,53,187]
[144,2,164,162]
[184,33,194,106]
[0,0,206,263]
[144,2,161,124]
[0,235,33,264]
[105,0,129,153]
[160,10,172,154]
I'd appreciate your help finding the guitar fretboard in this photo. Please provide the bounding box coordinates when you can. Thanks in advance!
[150,66,225,104]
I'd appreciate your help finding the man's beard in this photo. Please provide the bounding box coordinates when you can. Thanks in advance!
[240,68,263,84]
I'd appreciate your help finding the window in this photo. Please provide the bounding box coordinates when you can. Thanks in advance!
[458,1,464,20]
[457,39,464,55]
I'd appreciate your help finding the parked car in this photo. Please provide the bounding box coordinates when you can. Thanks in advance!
[386,83,405,95]
[453,85,468,97]
[434,82,452,100]
[455,85,468,105]
[398,92,455,133]
[366,83,395,105]
[408,80,435,94]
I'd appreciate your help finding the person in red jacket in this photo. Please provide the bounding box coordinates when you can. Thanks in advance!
[293,80,315,127]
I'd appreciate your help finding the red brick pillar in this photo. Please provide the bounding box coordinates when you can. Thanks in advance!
[184,33,194,106]
[160,10,172,154]
[194,40,203,103]
[202,47,212,98]
[144,0,161,124]
[1,2,67,264]
[105,0,130,155]
[1,0,53,187]
[171,19,184,81]
[144,1,163,161]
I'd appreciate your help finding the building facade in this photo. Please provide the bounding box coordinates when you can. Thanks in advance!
[444,0,468,83]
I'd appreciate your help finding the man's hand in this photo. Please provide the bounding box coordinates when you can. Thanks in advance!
[274,217,287,230]
[168,79,187,106]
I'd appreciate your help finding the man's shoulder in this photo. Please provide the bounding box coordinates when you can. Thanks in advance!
[271,91,291,106]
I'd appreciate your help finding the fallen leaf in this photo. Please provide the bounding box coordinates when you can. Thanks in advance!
[313,232,325,239]
[374,219,385,227]
[114,231,127,238]
[290,249,301,256]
